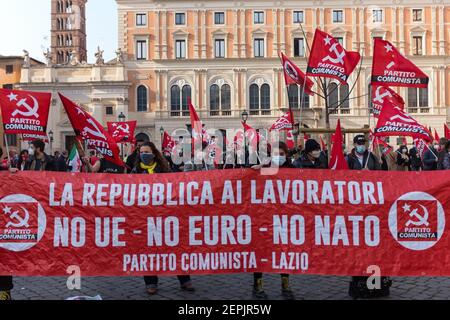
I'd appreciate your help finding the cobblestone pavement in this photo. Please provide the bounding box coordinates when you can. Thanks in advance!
[10,275,450,300]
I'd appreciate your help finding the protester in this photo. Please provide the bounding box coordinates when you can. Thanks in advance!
[423,141,439,170]
[130,141,194,294]
[16,149,29,171]
[442,141,450,170]
[293,139,328,169]
[56,150,69,172]
[437,138,449,170]
[125,138,146,172]
[82,152,124,174]
[409,147,422,171]
[251,142,295,300]
[346,135,391,298]
[396,145,410,171]
[346,135,380,170]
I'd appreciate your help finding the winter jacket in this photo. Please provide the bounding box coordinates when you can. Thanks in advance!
[346,149,380,171]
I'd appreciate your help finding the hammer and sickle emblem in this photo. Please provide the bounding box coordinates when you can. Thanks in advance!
[83,118,106,140]
[389,107,416,123]
[114,124,130,136]
[284,61,298,81]
[5,207,30,228]
[405,205,430,227]
[322,43,345,65]
[11,95,39,118]
[373,87,392,104]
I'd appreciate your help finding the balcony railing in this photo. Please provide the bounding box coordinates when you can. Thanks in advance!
[407,107,430,114]
[156,108,278,119]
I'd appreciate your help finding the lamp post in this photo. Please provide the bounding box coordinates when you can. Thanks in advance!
[241,111,249,167]
[48,130,54,155]
[160,126,164,149]
[118,112,126,158]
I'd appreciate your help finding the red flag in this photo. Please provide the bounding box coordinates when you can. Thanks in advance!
[285,130,295,149]
[374,104,432,142]
[371,85,405,118]
[107,120,137,143]
[375,137,393,156]
[414,138,428,159]
[434,129,440,142]
[242,121,265,147]
[58,93,124,167]
[320,136,327,151]
[0,88,51,141]
[401,136,408,146]
[269,112,294,131]
[280,52,314,95]
[162,131,176,156]
[188,100,204,149]
[306,29,361,84]
[371,39,429,88]
[445,124,450,139]
[329,119,348,170]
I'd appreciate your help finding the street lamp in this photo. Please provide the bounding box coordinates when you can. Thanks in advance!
[48,130,54,154]
[160,126,164,148]
[117,112,126,157]
[241,110,249,124]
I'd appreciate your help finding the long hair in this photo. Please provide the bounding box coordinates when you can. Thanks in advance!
[135,141,170,173]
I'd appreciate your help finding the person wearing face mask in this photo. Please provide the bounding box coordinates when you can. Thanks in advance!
[437,138,448,170]
[23,139,56,171]
[442,141,450,170]
[396,145,410,171]
[131,142,195,295]
[125,138,146,172]
[409,147,422,171]
[346,135,380,171]
[423,141,440,171]
[250,142,295,300]
[293,139,328,169]
[16,149,29,171]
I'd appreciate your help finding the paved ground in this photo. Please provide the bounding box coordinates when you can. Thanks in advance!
[10,275,450,300]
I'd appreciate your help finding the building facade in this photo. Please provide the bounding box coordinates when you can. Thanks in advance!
[0,55,44,152]
[51,0,88,64]
[117,0,449,147]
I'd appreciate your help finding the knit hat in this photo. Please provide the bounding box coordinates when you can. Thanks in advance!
[304,139,321,154]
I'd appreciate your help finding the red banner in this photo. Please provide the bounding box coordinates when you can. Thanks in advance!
[0,89,51,139]
[107,121,137,143]
[306,29,360,84]
[371,39,429,88]
[280,52,314,95]
[0,169,449,276]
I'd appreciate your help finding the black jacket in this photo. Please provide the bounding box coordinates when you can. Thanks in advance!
[293,152,328,169]
[132,161,171,174]
[346,149,380,170]
[24,154,56,171]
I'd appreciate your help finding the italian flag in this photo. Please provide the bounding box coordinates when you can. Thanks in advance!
[68,145,82,172]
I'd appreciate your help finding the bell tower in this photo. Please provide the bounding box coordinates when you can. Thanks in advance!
[50,0,87,64]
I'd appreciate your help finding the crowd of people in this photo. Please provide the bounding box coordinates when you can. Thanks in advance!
[1,133,450,301]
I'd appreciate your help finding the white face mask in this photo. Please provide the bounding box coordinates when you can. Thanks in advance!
[271,155,286,167]
[433,145,440,150]
[310,150,321,159]
[28,148,35,156]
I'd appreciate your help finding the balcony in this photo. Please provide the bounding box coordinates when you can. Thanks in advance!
[156,108,277,119]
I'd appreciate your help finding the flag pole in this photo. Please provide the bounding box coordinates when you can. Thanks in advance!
[3,134,11,166]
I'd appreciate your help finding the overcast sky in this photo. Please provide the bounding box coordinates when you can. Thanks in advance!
[0,0,118,62]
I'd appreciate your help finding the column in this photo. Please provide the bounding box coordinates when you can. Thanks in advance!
[272,9,278,57]
[162,11,168,59]
[352,8,357,51]
[280,9,286,52]
[312,8,317,30]
[155,70,161,110]
[440,66,446,109]
[233,10,239,58]
[359,8,365,55]
[273,68,279,109]
[194,10,199,58]
[233,69,240,110]
[90,98,103,122]
[161,70,168,110]
[439,6,445,55]
[430,67,437,112]
[399,8,405,53]
[242,69,248,109]
[392,8,397,47]
[240,9,246,58]
[155,11,161,59]
[201,10,207,58]
[432,6,437,55]
[319,8,324,29]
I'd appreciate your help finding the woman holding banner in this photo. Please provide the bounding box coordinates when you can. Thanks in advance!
[131,141,195,295]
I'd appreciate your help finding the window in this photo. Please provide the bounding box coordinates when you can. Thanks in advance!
[254,38,265,57]
[6,134,17,147]
[412,36,423,55]
[412,9,423,22]
[171,84,191,116]
[288,84,310,109]
[249,83,270,115]
[215,39,225,58]
[136,13,147,26]
[175,40,186,59]
[372,9,383,23]
[293,11,304,24]
[5,65,13,74]
[214,12,225,24]
[408,88,428,113]
[328,83,350,114]
[332,10,343,23]
[105,106,114,115]
[175,13,185,25]
[293,38,305,57]
[335,37,344,46]
[136,40,147,60]
[2,84,13,89]
[137,85,148,112]
[210,84,231,116]
[254,11,264,24]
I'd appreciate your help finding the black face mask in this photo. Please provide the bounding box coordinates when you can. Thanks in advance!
[140,153,155,165]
